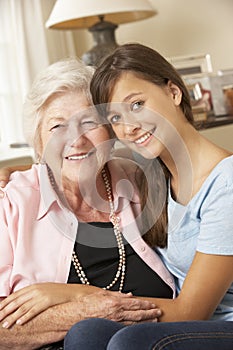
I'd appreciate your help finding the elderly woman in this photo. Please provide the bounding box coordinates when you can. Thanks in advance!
[0,58,175,349]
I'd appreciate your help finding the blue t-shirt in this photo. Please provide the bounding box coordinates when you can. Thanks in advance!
[158,155,233,321]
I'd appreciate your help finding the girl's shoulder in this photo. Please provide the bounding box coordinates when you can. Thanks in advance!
[186,155,233,207]
[194,154,233,206]
[210,154,233,187]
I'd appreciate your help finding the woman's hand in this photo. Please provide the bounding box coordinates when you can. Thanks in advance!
[77,290,162,325]
[0,283,161,328]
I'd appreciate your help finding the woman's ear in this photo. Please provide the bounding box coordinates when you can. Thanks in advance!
[167,81,182,106]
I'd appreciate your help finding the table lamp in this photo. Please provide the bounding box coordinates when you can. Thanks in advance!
[46,0,157,66]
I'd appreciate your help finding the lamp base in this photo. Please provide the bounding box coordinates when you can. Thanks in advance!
[82,19,118,67]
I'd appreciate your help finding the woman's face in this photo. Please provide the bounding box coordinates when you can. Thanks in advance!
[106,72,183,159]
[39,90,111,185]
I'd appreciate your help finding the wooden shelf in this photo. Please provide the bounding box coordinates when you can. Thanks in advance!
[195,114,233,130]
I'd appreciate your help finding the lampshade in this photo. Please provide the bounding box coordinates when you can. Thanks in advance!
[46,0,157,66]
[46,0,157,29]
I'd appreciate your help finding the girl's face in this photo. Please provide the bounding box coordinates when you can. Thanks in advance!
[107,72,184,159]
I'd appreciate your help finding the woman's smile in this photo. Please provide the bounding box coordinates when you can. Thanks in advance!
[64,150,94,161]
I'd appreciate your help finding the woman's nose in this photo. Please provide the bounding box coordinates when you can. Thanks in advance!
[67,123,87,147]
[71,135,87,147]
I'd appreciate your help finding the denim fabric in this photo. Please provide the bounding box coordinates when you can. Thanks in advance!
[64,319,233,350]
[107,321,233,350]
[64,318,124,350]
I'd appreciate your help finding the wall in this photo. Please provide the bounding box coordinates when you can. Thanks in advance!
[200,124,233,152]
[71,0,233,152]
[73,0,233,73]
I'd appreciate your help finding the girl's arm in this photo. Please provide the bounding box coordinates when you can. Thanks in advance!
[141,252,233,321]
[145,164,233,321]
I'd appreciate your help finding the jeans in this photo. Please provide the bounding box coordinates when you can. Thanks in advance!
[64,318,233,350]
[64,318,124,350]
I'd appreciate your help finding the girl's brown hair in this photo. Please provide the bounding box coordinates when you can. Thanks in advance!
[91,43,193,125]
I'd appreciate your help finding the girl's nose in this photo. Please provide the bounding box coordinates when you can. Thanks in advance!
[123,120,141,136]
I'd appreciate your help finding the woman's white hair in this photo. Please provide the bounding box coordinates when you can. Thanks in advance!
[23,57,94,160]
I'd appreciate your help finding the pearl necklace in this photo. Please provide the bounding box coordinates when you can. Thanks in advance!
[71,166,126,292]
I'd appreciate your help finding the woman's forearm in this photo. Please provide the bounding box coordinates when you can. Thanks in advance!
[0,302,75,349]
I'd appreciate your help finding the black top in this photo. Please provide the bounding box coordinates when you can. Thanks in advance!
[68,222,172,298]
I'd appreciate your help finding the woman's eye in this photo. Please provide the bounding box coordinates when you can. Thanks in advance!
[81,120,98,129]
[109,115,121,124]
[49,124,66,132]
[131,101,144,112]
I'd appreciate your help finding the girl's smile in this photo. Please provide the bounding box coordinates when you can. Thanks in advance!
[134,127,156,145]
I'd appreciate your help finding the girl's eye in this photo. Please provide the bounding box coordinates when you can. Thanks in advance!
[131,101,144,112]
[109,115,121,124]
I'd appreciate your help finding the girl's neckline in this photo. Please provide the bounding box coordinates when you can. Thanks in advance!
[169,154,233,207]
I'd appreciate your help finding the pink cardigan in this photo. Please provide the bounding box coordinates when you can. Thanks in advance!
[0,162,175,297]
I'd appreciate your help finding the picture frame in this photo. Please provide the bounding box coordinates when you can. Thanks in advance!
[168,54,213,75]
[168,53,233,117]
[182,73,214,121]
[208,74,233,116]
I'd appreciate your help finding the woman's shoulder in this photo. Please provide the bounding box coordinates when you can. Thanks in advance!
[107,156,141,205]
[4,164,40,193]
[109,147,139,176]
[108,157,139,182]
[0,165,42,215]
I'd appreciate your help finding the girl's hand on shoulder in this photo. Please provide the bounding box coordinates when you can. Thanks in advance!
[0,165,32,197]
[0,167,12,197]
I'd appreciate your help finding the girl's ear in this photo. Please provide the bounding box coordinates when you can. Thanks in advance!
[167,81,182,106]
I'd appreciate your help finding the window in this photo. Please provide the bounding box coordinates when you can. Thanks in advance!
[0,26,25,146]
[0,0,76,162]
